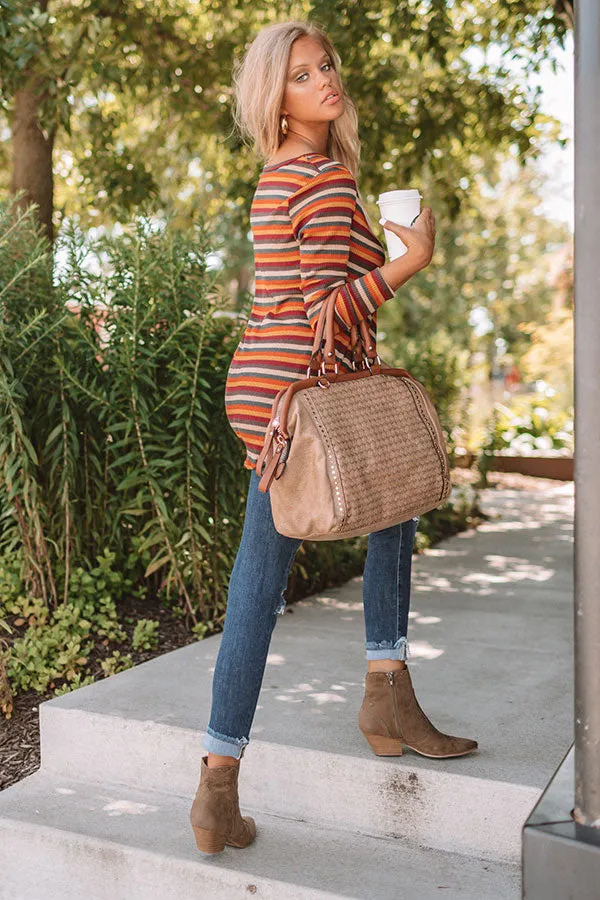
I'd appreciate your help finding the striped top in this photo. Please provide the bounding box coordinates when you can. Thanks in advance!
[225,151,396,470]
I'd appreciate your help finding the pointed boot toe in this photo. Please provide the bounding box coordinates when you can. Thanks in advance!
[359,667,479,760]
[411,732,479,759]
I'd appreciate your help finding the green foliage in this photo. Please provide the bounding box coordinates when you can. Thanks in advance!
[0,542,165,699]
[520,307,573,407]
[1,547,129,695]
[52,673,96,696]
[132,618,160,651]
[476,395,573,485]
[190,618,218,640]
[7,613,92,694]
[287,537,368,603]
[61,550,132,642]
[0,199,251,626]
[377,157,572,375]
[0,1,570,234]
[477,405,503,486]
[99,650,135,677]
[485,397,572,453]
[0,550,22,602]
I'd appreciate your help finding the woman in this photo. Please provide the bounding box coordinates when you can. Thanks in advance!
[190,19,477,856]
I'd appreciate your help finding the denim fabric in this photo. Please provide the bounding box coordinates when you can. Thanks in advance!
[202,469,419,759]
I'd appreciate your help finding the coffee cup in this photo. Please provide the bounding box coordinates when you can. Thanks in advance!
[376,189,423,260]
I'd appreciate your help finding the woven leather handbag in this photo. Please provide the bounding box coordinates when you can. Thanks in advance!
[256,287,452,540]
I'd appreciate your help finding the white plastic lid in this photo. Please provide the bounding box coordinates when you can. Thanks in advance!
[377,189,422,203]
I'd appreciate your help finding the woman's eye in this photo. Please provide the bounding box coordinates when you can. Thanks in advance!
[296,63,331,82]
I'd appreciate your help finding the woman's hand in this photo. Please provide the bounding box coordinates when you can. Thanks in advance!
[379,207,436,270]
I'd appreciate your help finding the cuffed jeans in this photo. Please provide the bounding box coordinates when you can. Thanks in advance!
[202,469,419,759]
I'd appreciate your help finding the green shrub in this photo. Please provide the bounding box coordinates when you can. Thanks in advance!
[132,618,160,651]
[477,396,573,485]
[492,398,573,454]
[1,547,129,695]
[100,650,135,677]
[0,199,249,627]
[287,537,368,603]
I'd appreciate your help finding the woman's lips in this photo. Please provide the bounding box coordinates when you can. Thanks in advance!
[322,92,340,104]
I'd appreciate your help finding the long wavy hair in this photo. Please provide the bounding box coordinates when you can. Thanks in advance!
[232,20,372,214]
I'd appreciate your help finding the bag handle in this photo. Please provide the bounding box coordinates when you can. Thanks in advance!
[256,286,384,493]
[308,287,378,376]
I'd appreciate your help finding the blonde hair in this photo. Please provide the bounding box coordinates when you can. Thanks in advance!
[231,19,364,185]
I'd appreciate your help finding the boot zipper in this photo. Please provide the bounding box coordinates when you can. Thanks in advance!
[387,671,401,737]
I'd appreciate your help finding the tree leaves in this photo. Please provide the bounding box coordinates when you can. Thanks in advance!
[0,1,572,238]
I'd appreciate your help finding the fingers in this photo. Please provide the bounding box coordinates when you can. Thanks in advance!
[379,219,413,237]
[416,209,436,238]
[426,208,437,235]
[421,208,436,228]
[380,208,436,233]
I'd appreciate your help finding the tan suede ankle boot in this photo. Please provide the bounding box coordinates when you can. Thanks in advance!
[358,667,478,758]
[189,755,257,854]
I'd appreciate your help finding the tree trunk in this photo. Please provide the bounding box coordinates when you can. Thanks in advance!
[10,76,56,245]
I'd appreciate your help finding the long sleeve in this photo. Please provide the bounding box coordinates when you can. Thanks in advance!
[287,164,395,333]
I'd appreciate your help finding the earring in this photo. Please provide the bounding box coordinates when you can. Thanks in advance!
[281,114,288,135]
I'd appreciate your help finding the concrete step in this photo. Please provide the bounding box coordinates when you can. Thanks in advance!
[35,482,574,866]
[38,640,541,865]
[0,770,521,900]
[0,478,571,900]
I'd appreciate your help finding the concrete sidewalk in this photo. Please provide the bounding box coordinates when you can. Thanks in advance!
[0,478,575,899]
[292,477,574,790]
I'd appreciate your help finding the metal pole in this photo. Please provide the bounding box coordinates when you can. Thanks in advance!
[573,0,600,827]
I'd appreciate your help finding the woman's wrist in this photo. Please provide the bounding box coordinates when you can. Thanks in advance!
[379,250,425,292]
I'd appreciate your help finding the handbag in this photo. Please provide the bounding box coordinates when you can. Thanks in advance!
[256,287,452,540]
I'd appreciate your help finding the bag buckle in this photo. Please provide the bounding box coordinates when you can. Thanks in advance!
[274,435,291,478]
[361,353,381,372]
[320,359,338,376]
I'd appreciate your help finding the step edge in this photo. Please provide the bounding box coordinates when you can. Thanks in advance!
[0,769,525,870]
[39,706,548,795]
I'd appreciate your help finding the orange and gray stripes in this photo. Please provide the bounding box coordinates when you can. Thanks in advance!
[225,152,395,470]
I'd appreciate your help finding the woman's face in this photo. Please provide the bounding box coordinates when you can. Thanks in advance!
[281,36,344,125]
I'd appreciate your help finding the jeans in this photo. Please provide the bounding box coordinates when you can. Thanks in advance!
[201,469,419,759]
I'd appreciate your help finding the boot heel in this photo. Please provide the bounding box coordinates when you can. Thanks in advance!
[192,825,227,854]
[360,729,403,756]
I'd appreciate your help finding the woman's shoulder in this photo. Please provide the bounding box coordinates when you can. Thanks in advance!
[283,156,357,204]
[311,158,356,187]
[302,154,355,181]
[260,152,355,184]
